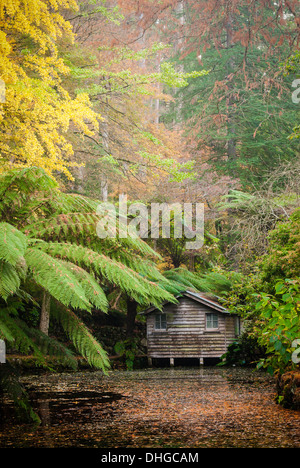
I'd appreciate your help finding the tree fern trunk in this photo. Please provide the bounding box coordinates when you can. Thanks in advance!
[40,290,51,335]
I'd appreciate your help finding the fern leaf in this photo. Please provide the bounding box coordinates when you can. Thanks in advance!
[21,325,78,370]
[163,268,209,292]
[0,223,27,266]
[108,248,165,281]
[37,242,176,307]
[0,261,22,301]
[60,261,108,312]
[0,168,58,225]
[0,317,15,342]
[23,212,160,259]
[0,309,44,361]
[24,248,93,312]
[51,305,110,372]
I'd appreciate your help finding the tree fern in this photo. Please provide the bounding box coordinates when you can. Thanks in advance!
[0,168,102,228]
[0,299,86,371]
[161,268,241,297]
[0,167,184,406]
[108,247,165,281]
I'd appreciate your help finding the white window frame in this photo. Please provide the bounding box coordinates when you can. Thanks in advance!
[155,313,167,330]
[235,316,241,336]
[206,312,219,330]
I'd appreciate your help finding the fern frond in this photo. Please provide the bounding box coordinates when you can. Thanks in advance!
[23,212,112,245]
[0,223,27,266]
[0,167,57,200]
[163,268,239,296]
[24,248,93,312]
[60,261,108,312]
[51,305,110,372]
[196,271,240,295]
[113,235,161,259]
[218,190,260,213]
[156,277,186,296]
[163,268,208,292]
[0,309,44,361]
[37,242,176,307]
[108,247,164,280]
[57,192,100,214]
[0,317,15,342]
[0,304,77,370]
[0,168,58,225]
[23,212,160,259]
[0,261,23,301]
[21,325,78,370]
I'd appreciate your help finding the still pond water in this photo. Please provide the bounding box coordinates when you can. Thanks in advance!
[0,367,299,448]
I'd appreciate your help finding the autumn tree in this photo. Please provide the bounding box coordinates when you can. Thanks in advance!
[0,0,100,180]
[161,0,300,187]
[60,0,207,201]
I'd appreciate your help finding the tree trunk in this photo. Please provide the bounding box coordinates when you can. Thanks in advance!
[226,11,237,162]
[101,117,109,202]
[126,298,138,338]
[39,290,51,335]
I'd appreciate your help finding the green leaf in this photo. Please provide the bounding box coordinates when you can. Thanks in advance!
[0,223,27,266]
[51,306,110,372]
[0,261,22,300]
[25,248,93,311]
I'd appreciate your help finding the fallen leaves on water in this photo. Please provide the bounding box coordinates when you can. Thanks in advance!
[0,368,299,448]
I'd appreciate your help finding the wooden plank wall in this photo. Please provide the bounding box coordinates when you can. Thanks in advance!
[147,297,237,359]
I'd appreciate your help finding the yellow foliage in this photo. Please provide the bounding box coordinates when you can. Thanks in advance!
[0,0,99,179]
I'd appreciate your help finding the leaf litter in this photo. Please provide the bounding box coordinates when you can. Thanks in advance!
[0,367,299,448]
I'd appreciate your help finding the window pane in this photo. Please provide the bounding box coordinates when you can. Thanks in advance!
[155,313,167,329]
[206,313,218,329]
[213,315,218,328]
[235,317,241,336]
[155,315,160,329]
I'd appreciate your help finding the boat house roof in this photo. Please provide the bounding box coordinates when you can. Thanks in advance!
[142,290,231,315]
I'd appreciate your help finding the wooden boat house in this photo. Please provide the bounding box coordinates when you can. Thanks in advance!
[142,291,241,367]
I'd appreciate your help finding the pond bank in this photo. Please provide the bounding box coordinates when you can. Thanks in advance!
[0,367,299,448]
[276,371,300,410]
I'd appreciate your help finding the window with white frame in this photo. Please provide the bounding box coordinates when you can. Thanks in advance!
[206,313,219,330]
[155,313,167,330]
